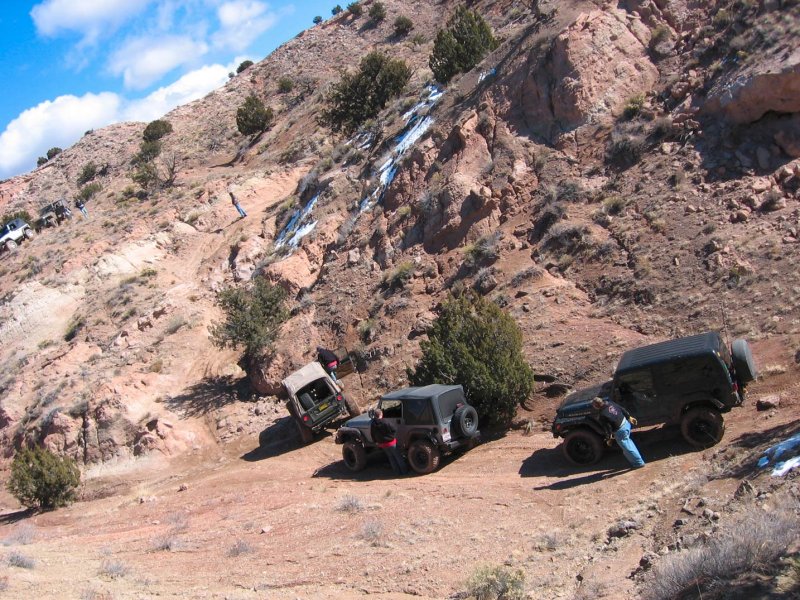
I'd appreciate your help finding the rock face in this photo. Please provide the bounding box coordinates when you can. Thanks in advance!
[704,47,800,124]
[521,10,659,136]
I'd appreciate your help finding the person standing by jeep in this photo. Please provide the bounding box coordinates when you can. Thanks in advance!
[317,347,339,381]
[591,397,645,469]
[371,408,408,476]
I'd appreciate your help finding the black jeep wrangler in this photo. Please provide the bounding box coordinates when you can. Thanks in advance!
[552,331,757,465]
[335,384,479,474]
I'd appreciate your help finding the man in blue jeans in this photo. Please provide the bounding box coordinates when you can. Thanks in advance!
[592,397,645,468]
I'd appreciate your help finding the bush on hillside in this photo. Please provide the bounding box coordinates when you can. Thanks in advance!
[369,2,386,22]
[209,278,289,365]
[320,51,411,134]
[236,60,254,74]
[407,291,535,428]
[347,2,363,17]
[77,162,98,186]
[236,95,274,136]
[142,119,173,142]
[46,147,62,160]
[394,16,414,37]
[429,7,498,84]
[37,156,48,166]
[277,76,294,93]
[313,15,323,24]
[134,140,162,165]
[76,182,102,202]
[7,446,80,510]
[332,5,343,15]
[1,211,34,228]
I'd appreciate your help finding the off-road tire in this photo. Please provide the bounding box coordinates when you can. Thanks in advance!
[407,440,441,474]
[562,429,604,466]
[452,405,479,438]
[344,394,361,418]
[23,229,34,240]
[295,418,314,444]
[5,240,17,251]
[342,440,367,471]
[681,407,724,448]
[731,339,757,383]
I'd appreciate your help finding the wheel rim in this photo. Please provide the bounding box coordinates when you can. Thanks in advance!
[411,448,429,469]
[569,438,595,464]
[689,418,716,443]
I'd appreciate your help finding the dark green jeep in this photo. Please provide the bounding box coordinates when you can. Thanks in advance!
[552,331,757,465]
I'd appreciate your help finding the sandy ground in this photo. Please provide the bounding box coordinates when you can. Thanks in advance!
[0,346,797,600]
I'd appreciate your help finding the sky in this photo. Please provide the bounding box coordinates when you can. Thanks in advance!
[0,0,338,180]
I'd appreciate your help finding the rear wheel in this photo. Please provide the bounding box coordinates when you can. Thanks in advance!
[295,418,314,444]
[407,440,441,474]
[452,405,479,438]
[342,441,367,471]
[23,229,34,240]
[562,429,604,465]
[344,394,361,418]
[681,407,724,448]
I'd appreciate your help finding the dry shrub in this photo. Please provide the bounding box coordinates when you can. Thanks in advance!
[465,564,526,600]
[336,494,364,513]
[642,498,800,600]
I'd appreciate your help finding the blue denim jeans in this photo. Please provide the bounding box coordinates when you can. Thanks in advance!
[614,419,645,467]
[382,444,408,475]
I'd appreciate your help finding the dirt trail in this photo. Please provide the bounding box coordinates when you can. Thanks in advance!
[1,352,796,600]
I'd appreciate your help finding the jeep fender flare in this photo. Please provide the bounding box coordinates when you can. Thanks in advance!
[335,427,365,445]
[560,419,606,439]
[406,431,438,450]
[681,397,725,414]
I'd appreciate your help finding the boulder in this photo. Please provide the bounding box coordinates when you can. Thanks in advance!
[756,394,780,411]
[704,47,800,124]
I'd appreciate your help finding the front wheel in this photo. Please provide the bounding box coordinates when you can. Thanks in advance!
[562,429,604,465]
[23,229,34,240]
[5,240,17,251]
[342,441,367,471]
[407,440,441,475]
[681,407,724,448]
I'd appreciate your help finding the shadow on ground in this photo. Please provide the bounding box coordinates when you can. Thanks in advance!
[166,376,246,417]
[311,447,472,481]
[522,428,698,490]
[711,418,800,480]
[241,416,306,461]
[0,509,34,524]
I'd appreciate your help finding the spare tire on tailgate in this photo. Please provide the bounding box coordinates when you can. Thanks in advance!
[452,405,479,438]
[731,339,757,382]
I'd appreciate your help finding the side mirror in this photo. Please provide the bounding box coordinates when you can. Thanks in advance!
[367,408,375,419]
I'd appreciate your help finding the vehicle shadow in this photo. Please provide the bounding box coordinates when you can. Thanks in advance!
[311,447,470,481]
[522,428,698,489]
[0,509,34,524]
[241,416,317,461]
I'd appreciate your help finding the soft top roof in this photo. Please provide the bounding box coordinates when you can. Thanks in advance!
[381,384,463,400]
[281,362,338,396]
[616,331,723,374]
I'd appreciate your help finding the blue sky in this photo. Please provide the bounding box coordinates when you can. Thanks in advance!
[0,0,338,180]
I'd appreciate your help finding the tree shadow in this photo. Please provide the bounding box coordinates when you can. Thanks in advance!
[0,508,34,524]
[166,376,245,418]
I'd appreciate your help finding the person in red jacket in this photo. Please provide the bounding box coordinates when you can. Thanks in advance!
[370,409,408,475]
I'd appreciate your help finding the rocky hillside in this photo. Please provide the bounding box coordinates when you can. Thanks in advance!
[0,0,797,474]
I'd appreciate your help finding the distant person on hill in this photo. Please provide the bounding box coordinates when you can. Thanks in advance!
[317,346,339,381]
[592,396,645,469]
[370,408,408,476]
[74,198,88,218]
[228,185,247,218]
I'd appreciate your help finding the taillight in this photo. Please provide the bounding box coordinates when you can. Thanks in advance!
[732,381,739,393]
[303,415,309,422]
[336,394,343,402]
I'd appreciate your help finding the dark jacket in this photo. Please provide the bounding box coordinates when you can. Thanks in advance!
[597,400,631,434]
[371,418,397,445]
[317,347,338,367]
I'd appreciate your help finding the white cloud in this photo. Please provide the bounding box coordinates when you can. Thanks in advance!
[108,35,209,90]
[31,0,153,43]
[0,93,121,180]
[213,1,278,52]
[123,64,231,121]
[0,62,234,179]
